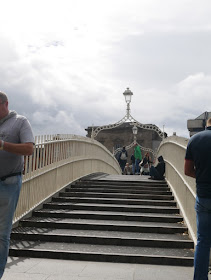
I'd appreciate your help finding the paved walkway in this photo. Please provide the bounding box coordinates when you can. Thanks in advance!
[3,256,199,280]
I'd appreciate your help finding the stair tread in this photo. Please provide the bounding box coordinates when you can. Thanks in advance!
[22,217,187,228]
[12,227,191,241]
[55,197,176,203]
[60,197,174,202]
[60,193,174,200]
[46,202,177,210]
[72,187,170,191]
[67,189,171,194]
[35,209,181,217]
[66,191,172,196]
[78,180,167,186]
[9,241,194,258]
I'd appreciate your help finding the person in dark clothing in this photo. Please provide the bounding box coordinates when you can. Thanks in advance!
[149,155,165,180]
[131,154,135,175]
[184,117,211,280]
[118,147,128,174]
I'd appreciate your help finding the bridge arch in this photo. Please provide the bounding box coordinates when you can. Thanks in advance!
[157,135,197,244]
[14,134,121,225]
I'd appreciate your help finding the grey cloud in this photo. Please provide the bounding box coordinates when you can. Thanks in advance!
[1,9,211,140]
[108,31,211,88]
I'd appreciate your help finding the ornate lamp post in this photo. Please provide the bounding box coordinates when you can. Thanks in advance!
[132,124,138,143]
[90,87,164,157]
[123,88,133,119]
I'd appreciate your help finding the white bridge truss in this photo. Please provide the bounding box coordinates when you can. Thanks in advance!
[91,113,164,139]
[91,111,164,157]
[114,141,157,157]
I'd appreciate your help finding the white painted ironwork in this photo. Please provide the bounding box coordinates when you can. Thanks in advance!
[14,134,121,225]
[91,88,165,140]
[114,141,157,157]
[91,114,164,139]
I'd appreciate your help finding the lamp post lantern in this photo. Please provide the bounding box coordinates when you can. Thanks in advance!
[132,124,138,143]
[123,87,133,119]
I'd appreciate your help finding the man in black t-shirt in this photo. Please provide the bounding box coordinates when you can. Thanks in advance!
[185,117,211,280]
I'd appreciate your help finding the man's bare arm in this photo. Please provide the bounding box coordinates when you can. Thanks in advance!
[1,140,33,156]
[184,159,196,178]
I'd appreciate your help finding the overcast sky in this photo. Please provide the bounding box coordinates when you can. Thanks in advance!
[1,0,211,138]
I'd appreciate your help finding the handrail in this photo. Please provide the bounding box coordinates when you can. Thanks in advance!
[164,159,196,199]
[157,136,197,244]
[14,134,121,224]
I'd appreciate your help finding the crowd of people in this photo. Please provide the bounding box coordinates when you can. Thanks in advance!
[118,144,165,180]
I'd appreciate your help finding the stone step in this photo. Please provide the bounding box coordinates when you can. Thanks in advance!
[43,202,180,214]
[9,241,194,266]
[66,188,172,195]
[12,227,190,240]
[11,228,194,249]
[77,180,168,187]
[71,185,170,191]
[52,197,177,207]
[59,192,174,200]
[9,176,194,267]
[33,209,183,223]
[19,218,188,234]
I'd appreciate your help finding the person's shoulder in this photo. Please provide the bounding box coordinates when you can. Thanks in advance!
[15,114,31,125]
[14,114,32,129]
[16,113,27,120]
[189,129,210,143]
[8,111,27,122]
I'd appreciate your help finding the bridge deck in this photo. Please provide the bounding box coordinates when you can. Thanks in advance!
[4,174,210,280]
[4,256,197,280]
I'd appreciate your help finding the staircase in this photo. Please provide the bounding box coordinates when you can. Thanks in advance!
[9,173,194,266]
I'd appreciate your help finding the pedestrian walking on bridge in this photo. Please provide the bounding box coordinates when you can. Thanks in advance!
[0,91,34,279]
[185,117,211,280]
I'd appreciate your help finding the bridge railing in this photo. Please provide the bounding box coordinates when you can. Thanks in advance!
[157,135,197,244]
[14,134,121,224]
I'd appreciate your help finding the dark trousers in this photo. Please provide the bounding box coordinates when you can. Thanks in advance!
[119,160,126,172]
[149,166,163,180]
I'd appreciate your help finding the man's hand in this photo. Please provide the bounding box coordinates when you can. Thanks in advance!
[1,141,34,156]
[184,159,196,178]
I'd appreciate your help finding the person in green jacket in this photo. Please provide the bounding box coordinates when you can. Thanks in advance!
[134,143,142,174]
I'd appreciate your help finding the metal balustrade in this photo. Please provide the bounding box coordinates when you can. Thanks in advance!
[13,134,121,224]
[157,136,197,244]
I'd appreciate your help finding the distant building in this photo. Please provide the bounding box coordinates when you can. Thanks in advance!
[187,111,211,137]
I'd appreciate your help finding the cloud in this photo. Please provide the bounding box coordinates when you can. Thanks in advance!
[130,72,211,137]
[0,1,211,140]
[31,110,84,136]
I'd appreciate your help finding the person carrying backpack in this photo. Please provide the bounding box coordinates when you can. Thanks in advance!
[118,146,128,174]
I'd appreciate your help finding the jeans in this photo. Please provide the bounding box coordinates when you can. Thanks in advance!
[194,196,211,280]
[132,163,135,175]
[135,159,140,174]
[0,175,22,279]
